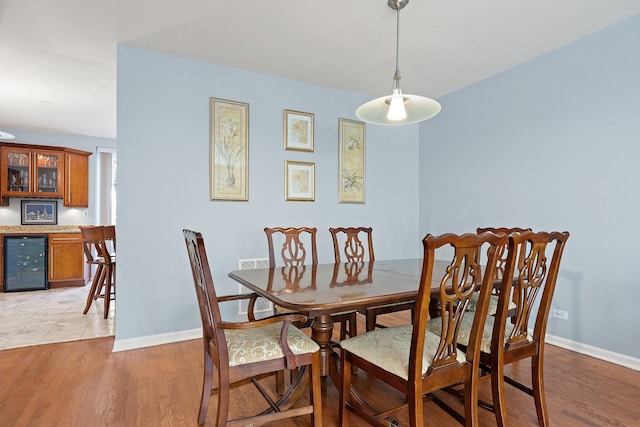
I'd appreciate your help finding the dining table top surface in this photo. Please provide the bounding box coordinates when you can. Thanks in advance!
[228,258,452,316]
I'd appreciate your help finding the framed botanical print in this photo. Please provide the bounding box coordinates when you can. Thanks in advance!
[285,160,315,201]
[338,118,365,203]
[210,97,249,201]
[284,109,314,152]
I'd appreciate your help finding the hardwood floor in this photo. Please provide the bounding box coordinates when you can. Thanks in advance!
[1,314,638,426]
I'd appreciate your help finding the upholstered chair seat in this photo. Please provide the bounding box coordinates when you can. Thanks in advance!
[340,325,466,380]
[225,322,319,366]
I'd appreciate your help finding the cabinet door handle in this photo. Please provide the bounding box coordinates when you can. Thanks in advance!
[49,247,54,278]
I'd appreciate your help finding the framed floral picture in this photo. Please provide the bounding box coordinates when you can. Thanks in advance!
[338,118,365,203]
[284,109,314,152]
[285,160,315,201]
[210,98,249,201]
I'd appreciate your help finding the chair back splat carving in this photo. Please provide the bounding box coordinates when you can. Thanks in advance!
[339,232,507,427]
[329,227,374,263]
[183,229,322,426]
[265,227,318,267]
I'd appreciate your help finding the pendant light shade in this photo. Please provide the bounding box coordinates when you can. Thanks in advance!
[0,130,16,140]
[356,0,441,125]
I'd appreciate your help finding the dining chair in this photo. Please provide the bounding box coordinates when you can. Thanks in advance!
[467,227,532,315]
[339,232,507,427]
[428,230,570,426]
[183,229,323,426]
[330,226,415,332]
[80,225,115,319]
[265,226,357,341]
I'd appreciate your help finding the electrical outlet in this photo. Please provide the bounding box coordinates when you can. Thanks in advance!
[82,210,88,217]
[552,309,568,320]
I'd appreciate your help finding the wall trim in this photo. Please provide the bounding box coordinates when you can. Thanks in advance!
[545,333,640,371]
[112,328,201,352]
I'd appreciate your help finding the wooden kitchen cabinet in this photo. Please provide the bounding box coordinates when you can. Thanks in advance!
[48,233,86,288]
[64,151,89,208]
[0,143,91,207]
[1,147,63,199]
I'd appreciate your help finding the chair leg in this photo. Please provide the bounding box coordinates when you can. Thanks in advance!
[339,313,358,341]
[339,349,352,427]
[310,352,323,427]
[102,265,112,319]
[531,354,549,426]
[349,312,357,338]
[82,264,104,314]
[491,357,508,427]
[198,352,214,425]
[464,371,479,426]
[407,387,424,427]
[215,374,231,427]
[111,263,116,299]
[339,319,347,341]
[275,370,285,395]
[366,310,376,332]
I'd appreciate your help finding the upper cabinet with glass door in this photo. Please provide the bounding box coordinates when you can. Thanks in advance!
[3,147,32,195]
[1,143,91,207]
[2,147,63,199]
[35,151,63,196]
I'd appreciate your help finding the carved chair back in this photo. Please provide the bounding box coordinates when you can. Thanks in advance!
[264,227,318,268]
[329,227,374,263]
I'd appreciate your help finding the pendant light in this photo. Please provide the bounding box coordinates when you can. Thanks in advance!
[0,130,16,140]
[356,0,441,125]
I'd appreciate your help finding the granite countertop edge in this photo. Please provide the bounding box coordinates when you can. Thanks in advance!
[0,225,81,234]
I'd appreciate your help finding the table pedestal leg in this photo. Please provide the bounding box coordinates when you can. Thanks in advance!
[310,314,334,377]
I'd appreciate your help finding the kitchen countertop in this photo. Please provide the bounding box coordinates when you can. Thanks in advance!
[0,225,81,234]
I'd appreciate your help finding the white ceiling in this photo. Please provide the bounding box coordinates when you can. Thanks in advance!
[1,0,640,139]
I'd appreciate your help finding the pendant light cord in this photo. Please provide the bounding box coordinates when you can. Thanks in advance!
[392,4,402,92]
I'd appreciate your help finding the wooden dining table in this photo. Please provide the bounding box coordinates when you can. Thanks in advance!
[228,258,452,377]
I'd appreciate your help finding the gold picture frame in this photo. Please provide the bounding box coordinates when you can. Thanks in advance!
[284,109,314,152]
[285,160,315,201]
[210,98,249,201]
[338,118,365,203]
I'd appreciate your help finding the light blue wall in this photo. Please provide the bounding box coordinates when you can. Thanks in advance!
[0,128,116,225]
[419,15,640,358]
[116,46,421,340]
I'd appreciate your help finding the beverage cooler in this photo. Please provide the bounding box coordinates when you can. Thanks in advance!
[3,235,49,292]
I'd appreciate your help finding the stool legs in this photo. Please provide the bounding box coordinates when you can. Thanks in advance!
[102,264,114,319]
[82,262,115,318]
[83,264,105,314]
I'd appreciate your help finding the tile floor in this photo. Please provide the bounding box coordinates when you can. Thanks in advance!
[0,285,114,350]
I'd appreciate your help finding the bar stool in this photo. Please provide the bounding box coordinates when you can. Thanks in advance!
[80,225,115,319]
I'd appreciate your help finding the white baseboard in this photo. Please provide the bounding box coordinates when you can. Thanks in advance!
[112,328,202,352]
[545,333,640,371]
[110,328,640,372]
